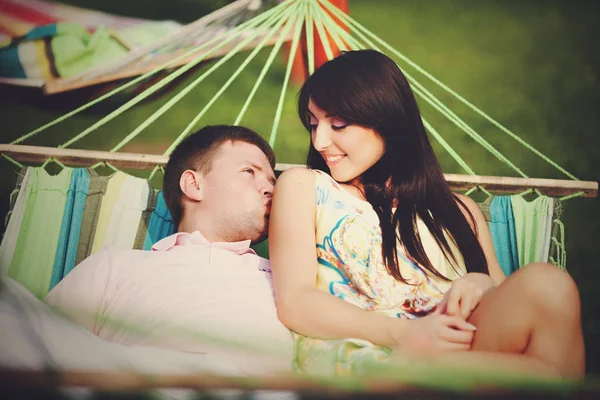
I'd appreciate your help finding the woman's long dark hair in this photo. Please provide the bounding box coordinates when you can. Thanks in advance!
[298,50,488,282]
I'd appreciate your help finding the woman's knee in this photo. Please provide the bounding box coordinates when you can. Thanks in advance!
[512,263,581,315]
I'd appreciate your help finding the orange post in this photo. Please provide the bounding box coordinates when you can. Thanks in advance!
[285,0,350,85]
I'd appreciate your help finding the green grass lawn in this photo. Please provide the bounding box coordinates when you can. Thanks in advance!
[1,0,598,376]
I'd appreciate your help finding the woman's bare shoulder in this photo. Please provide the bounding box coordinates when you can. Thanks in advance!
[272,168,317,204]
[275,167,316,190]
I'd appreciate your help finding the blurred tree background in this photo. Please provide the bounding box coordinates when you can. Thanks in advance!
[1,0,598,374]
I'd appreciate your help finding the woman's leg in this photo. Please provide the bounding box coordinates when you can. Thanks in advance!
[400,263,585,380]
[391,263,584,380]
[464,262,585,379]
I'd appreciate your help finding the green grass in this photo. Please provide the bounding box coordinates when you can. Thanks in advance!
[0,0,599,377]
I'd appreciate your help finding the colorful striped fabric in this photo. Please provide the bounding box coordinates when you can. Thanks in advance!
[511,195,554,267]
[0,0,59,44]
[0,166,565,299]
[90,171,129,254]
[0,167,175,299]
[0,168,31,276]
[0,0,181,81]
[97,173,150,252]
[50,168,90,291]
[0,0,161,43]
[8,167,72,299]
[478,195,561,275]
[75,171,111,265]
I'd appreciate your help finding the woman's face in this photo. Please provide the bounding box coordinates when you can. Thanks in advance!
[308,99,385,185]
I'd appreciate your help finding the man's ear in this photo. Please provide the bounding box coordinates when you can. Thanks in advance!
[180,170,204,201]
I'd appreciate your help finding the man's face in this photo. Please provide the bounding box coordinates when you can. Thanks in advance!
[201,141,276,244]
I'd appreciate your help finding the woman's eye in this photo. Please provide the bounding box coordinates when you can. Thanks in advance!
[243,168,255,175]
[309,124,318,131]
[331,118,348,131]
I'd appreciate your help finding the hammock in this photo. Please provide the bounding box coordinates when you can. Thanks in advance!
[0,0,286,93]
[0,0,598,396]
[0,0,179,87]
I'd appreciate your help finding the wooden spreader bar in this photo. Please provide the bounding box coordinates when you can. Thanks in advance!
[1,144,597,198]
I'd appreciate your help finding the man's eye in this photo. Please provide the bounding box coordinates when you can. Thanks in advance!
[243,168,255,175]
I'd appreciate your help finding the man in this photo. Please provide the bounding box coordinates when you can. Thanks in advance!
[44,125,292,375]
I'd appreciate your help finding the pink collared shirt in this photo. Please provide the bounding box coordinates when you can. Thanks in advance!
[153,230,254,254]
[45,231,292,375]
[152,230,271,270]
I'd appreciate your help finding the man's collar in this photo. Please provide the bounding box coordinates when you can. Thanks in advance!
[152,231,256,255]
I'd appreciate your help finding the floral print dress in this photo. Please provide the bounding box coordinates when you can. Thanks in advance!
[292,170,467,376]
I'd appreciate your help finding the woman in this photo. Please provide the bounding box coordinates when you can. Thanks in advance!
[268,50,584,379]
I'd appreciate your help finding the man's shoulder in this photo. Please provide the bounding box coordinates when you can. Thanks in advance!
[81,246,156,268]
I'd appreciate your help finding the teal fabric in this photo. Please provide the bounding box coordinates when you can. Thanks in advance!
[488,196,519,276]
[23,24,60,41]
[50,168,89,290]
[0,44,27,78]
[142,191,175,250]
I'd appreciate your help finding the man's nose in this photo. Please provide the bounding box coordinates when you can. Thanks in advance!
[312,126,332,151]
[262,179,274,197]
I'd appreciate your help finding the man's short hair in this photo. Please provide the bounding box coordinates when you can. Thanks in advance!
[163,125,276,228]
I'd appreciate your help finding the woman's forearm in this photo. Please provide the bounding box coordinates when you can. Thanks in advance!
[277,288,407,349]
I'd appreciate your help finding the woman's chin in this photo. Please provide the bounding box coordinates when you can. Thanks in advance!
[331,171,359,184]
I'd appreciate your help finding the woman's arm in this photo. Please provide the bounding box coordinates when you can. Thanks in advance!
[435,194,506,320]
[269,168,403,347]
[455,194,506,285]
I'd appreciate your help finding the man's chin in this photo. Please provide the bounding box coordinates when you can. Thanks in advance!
[250,225,269,245]
[251,231,268,245]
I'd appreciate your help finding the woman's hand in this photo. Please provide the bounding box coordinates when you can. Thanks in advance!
[389,309,477,355]
[438,273,495,320]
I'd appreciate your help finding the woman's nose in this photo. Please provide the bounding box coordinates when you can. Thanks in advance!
[312,126,332,150]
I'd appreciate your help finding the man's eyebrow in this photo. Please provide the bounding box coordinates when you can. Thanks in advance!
[244,162,276,184]
[252,163,277,184]
[249,162,264,172]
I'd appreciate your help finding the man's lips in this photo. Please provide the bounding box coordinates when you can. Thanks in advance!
[264,200,272,217]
